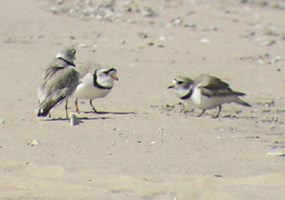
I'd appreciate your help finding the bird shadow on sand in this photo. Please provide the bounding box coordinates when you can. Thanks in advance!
[42,116,112,123]
[40,111,136,123]
[79,111,137,115]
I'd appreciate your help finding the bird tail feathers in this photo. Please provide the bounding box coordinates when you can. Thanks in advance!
[235,98,251,107]
[37,96,66,117]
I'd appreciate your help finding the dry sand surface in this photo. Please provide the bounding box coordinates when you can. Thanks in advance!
[0,0,285,199]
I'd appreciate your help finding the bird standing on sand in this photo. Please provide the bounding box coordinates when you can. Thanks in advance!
[37,47,79,119]
[73,65,118,113]
[168,74,251,118]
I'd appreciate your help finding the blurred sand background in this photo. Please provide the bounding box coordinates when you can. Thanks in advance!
[0,0,285,199]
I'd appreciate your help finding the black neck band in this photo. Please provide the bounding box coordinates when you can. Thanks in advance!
[93,69,112,90]
[58,57,75,67]
[180,89,193,100]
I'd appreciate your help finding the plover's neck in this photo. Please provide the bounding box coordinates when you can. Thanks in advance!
[58,57,75,67]
[179,88,193,100]
[93,70,112,90]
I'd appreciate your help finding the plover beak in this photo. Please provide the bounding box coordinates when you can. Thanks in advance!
[111,74,119,81]
[167,85,174,89]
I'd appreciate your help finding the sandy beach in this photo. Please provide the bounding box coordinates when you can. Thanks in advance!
[0,0,285,199]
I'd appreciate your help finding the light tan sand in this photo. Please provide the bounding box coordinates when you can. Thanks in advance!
[0,0,285,199]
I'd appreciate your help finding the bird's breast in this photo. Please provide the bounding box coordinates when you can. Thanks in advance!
[73,82,111,99]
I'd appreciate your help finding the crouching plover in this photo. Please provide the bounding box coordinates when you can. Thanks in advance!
[72,65,118,113]
[168,74,251,118]
[37,47,79,119]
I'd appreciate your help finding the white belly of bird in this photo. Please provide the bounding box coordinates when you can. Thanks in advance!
[73,82,111,100]
[190,88,239,109]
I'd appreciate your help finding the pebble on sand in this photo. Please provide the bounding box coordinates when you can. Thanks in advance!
[28,140,40,146]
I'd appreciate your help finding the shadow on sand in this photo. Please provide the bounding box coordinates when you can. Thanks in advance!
[40,111,137,124]
[80,111,137,115]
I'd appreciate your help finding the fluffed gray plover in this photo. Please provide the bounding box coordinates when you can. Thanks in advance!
[37,47,79,119]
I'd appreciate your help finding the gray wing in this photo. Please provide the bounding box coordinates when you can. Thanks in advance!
[40,58,71,81]
[38,66,79,107]
[195,74,245,97]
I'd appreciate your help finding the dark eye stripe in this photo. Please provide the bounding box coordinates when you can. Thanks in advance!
[107,68,117,73]
[98,68,117,75]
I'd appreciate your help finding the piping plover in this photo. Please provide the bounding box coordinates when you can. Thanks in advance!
[37,47,79,119]
[73,65,118,113]
[168,74,251,118]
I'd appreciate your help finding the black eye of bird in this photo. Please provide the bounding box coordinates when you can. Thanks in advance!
[177,81,183,85]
